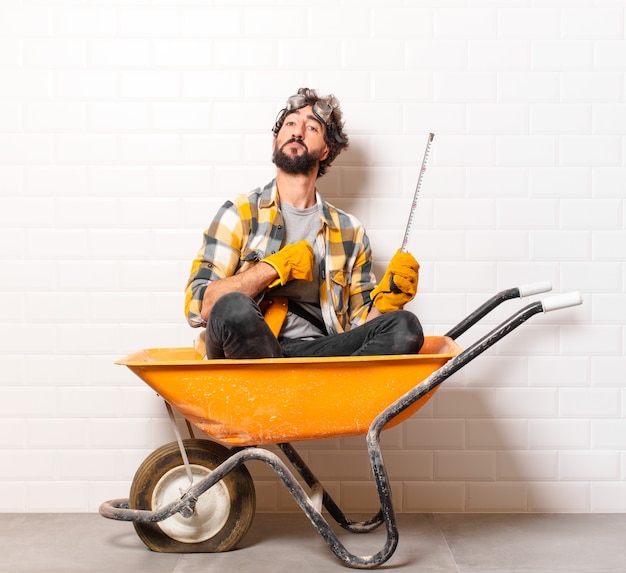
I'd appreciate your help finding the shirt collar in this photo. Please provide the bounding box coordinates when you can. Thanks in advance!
[262,178,339,230]
[259,179,277,209]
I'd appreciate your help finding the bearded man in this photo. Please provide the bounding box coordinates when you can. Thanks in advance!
[185,88,423,360]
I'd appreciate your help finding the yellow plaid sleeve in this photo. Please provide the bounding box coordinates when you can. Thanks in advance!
[184,201,245,327]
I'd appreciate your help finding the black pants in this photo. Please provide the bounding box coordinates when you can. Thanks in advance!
[205,292,424,359]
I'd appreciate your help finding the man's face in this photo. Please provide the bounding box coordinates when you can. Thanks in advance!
[272,105,330,176]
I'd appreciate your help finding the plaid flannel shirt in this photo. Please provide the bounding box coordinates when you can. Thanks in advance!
[185,179,377,335]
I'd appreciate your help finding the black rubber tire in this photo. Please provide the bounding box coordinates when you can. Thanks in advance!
[129,439,255,553]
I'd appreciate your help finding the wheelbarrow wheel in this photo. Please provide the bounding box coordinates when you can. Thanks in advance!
[129,438,255,553]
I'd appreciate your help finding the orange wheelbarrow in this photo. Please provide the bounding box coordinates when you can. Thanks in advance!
[100,285,581,569]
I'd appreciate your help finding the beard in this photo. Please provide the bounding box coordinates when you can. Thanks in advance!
[272,140,322,175]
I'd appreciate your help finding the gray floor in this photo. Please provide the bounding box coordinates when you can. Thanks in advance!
[2,512,626,572]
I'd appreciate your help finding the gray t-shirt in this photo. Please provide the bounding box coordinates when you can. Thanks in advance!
[271,202,325,339]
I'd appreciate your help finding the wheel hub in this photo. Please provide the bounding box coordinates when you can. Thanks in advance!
[152,464,231,543]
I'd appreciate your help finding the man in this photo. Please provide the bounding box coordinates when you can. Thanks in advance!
[185,88,423,359]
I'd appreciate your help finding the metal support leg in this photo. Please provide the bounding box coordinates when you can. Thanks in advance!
[277,443,384,533]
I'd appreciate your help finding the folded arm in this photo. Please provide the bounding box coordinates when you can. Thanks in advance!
[200,262,278,322]
[199,240,314,322]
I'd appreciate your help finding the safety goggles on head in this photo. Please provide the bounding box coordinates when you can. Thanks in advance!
[285,94,334,126]
[276,94,345,144]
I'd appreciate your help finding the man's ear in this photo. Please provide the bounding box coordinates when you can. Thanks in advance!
[320,144,330,161]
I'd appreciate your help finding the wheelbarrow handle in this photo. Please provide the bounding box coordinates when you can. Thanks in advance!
[373,290,583,438]
[518,280,552,297]
[445,281,553,340]
[542,291,583,312]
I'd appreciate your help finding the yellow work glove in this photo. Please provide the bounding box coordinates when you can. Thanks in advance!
[262,240,314,289]
[370,249,419,313]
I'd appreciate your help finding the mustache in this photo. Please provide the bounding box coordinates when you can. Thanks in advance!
[281,138,308,152]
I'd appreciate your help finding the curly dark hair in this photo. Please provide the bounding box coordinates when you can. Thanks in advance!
[272,87,349,178]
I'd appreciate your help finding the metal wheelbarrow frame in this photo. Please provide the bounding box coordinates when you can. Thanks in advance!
[100,284,581,569]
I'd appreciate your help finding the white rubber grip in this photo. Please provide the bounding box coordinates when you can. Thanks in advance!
[518,281,552,297]
[542,291,583,312]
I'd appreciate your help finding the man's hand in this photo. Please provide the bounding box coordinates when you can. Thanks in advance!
[199,241,313,322]
[370,249,419,313]
[261,240,314,288]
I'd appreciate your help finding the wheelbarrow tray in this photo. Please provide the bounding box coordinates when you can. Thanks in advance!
[117,335,461,447]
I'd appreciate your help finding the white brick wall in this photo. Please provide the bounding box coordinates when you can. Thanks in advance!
[0,0,624,515]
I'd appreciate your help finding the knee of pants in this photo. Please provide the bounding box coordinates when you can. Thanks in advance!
[388,310,424,353]
[211,292,261,328]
